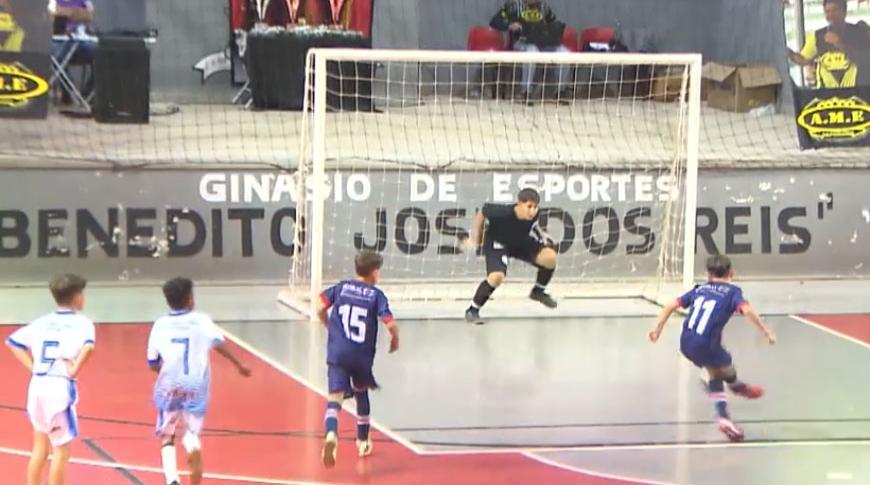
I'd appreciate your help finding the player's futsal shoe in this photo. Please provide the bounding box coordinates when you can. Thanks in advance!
[717,417,745,442]
[529,289,558,308]
[357,439,373,457]
[322,431,338,468]
[732,384,764,400]
[465,306,484,325]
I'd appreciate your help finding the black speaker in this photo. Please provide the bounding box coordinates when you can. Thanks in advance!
[93,37,150,123]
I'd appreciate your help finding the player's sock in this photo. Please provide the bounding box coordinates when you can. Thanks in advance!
[324,401,341,436]
[160,442,180,485]
[532,268,554,293]
[355,391,371,441]
[707,379,729,419]
[472,280,496,308]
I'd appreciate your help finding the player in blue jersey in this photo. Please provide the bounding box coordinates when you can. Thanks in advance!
[147,277,251,485]
[6,274,95,485]
[649,255,776,441]
[317,250,399,468]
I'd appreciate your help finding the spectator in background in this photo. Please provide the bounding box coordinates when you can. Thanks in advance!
[48,0,95,102]
[0,0,25,52]
[788,0,870,88]
[490,0,570,99]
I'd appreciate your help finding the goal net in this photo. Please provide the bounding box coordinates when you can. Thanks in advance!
[281,48,701,318]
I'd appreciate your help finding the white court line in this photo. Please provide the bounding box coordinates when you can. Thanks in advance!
[522,452,678,485]
[221,327,427,455]
[414,439,870,454]
[0,446,334,485]
[789,314,870,351]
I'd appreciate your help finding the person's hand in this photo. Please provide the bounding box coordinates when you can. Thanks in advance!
[459,236,479,253]
[765,331,777,345]
[824,31,842,48]
[648,329,661,343]
[389,337,399,353]
[509,22,522,32]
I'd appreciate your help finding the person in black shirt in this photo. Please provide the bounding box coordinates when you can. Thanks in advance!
[463,188,557,324]
[489,0,570,98]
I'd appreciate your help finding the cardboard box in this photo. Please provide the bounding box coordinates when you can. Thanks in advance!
[702,62,781,112]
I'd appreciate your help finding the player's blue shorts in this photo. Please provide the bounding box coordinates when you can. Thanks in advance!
[680,334,732,368]
[328,361,379,394]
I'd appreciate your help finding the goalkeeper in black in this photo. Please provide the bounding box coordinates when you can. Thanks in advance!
[464,188,557,324]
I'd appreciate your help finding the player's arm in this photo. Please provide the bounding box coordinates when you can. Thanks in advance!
[317,285,338,327]
[467,210,486,246]
[214,342,252,376]
[6,341,33,372]
[385,319,399,353]
[740,303,776,345]
[67,342,95,379]
[378,293,399,353]
[317,299,331,326]
[648,299,681,343]
[6,327,33,372]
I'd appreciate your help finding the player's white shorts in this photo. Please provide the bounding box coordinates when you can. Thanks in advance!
[156,409,204,438]
[26,377,78,447]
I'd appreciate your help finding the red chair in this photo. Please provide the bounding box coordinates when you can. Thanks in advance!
[467,26,509,99]
[561,27,580,53]
[467,26,506,52]
[580,27,615,49]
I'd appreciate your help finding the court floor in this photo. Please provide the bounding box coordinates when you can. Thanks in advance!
[1,283,869,484]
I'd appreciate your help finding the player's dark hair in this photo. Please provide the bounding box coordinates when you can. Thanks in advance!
[49,274,87,305]
[355,250,384,278]
[824,0,847,10]
[163,277,193,311]
[517,187,540,205]
[706,254,732,278]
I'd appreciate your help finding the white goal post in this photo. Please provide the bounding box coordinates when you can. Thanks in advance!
[280,48,702,319]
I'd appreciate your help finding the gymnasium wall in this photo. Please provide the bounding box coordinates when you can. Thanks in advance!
[0,168,864,284]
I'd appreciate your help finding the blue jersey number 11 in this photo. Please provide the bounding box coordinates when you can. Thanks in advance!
[687,297,717,335]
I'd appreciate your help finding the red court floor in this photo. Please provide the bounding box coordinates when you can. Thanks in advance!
[0,324,635,485]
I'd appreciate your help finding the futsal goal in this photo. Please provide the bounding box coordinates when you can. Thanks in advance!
[280,48,702,319]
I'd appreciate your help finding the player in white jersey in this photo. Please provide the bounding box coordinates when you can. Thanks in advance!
[148,277,251,485]
[5,274,95,485]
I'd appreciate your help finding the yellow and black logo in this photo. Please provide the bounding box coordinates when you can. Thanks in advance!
[0,62,49,108]
[797,96,870,141]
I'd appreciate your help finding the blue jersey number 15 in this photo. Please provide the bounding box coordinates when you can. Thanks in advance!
[338,304,367,344]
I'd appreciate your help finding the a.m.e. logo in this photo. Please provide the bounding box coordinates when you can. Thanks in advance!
[0,62,49,109]
[797,96,870,141]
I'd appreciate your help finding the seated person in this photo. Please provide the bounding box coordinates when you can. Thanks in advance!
[490,0,570,98]
[0,0,24,52]
[48,0,95,102]
[788,0,870,88]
